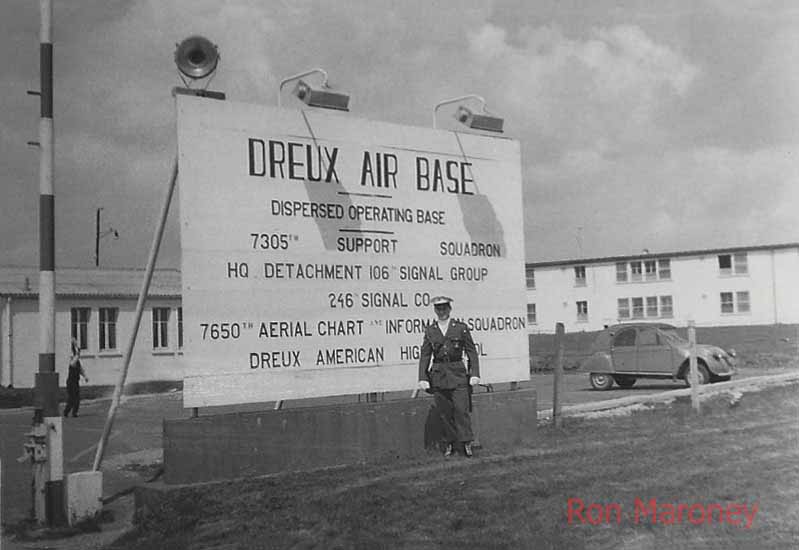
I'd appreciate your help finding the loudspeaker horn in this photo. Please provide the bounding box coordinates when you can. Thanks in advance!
[174,36,219,80]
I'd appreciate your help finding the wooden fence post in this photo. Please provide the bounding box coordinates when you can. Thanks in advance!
[688,320,700,413]
[553,322,565,427]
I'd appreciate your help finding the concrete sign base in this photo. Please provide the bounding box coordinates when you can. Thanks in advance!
[163,388,537,484]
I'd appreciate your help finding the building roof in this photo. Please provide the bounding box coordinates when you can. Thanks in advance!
[526,242,799,269]
[0,266,181,298]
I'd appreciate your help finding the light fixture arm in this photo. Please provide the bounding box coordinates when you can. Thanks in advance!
[433,94,491,129]
[278,68,329,108]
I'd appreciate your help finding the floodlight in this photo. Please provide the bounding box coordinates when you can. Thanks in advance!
[433,94,504,133]
[454,105,504,133]
[174,36,219,80]
[279,68,350,111]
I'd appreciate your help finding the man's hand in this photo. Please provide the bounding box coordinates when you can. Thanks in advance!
[418,380,430,390]
[469,376,480,386]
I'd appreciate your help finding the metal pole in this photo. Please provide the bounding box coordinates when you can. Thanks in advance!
[553,322,564,427]
[32,0,64,526]
[688,320,700,413]
[95,207,101,267]
[93,160,178,471]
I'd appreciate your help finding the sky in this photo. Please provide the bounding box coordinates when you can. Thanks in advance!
[1,0,798,269]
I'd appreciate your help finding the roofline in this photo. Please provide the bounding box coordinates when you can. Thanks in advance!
[0,293,181,299]
[527,242,799,269]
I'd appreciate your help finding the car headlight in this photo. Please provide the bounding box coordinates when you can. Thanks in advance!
[728,348,736,358]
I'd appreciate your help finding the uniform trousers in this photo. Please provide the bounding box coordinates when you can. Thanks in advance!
[433,385,473,443]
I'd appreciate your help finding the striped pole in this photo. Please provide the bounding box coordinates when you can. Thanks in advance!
[33,0,64,525]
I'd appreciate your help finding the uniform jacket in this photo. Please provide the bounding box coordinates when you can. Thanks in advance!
[418,319,480,390]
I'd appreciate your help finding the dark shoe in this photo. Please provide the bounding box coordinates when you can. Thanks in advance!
[443,443,454,458]
[463,442,473,458]
[72,413,78,417]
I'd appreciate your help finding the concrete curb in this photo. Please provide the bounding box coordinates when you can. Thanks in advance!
[537,371,799,420]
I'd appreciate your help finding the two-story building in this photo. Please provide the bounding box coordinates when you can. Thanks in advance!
[525,242,799,334]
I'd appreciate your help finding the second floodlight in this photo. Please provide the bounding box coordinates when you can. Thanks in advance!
[293,80,350,111]
[455,105,504,133]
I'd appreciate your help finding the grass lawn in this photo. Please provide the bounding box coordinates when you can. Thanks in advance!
[110,383,799,550]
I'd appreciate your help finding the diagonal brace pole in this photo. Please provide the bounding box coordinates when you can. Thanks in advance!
[93,159,178,471]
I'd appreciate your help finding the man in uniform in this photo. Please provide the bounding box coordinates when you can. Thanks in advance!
[418,296,480,457]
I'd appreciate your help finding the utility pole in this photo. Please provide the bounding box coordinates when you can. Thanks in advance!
[95,207,102,267]
[29,0,65,525]
[95,207,118,267]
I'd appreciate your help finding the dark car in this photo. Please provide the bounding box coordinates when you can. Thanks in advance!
[582,323,736,390]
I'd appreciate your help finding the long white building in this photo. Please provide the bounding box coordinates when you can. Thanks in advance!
[525,242,799,334]
[0,267,183,389]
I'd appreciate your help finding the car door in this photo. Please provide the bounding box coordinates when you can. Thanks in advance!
[611,327,637,372]
[636,327,672,373]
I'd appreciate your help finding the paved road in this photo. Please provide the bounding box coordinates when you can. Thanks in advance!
[0,392,185,525]
[0,365,790,527]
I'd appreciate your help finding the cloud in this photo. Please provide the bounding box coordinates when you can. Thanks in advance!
[466,23,700,153]
[526,144,799,259]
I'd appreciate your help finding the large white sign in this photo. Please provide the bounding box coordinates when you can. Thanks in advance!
[177,96,529,407]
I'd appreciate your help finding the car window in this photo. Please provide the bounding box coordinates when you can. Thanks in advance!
[612,328,636,347]
[638,328,659,346]
[659,328,686,344]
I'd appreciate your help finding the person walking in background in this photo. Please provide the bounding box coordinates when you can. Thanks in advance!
[63,338,88,417]
[418,296,480,457]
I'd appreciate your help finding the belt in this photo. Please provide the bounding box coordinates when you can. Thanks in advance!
[432,358,462,364]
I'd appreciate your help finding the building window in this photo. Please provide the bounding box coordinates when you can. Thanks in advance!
[632,297,644,318]
[630,261,642,282]
[617,298,630,319]
[718,254,732,275]
[720,292,735,314]
[177,307,184,349]
[644,260,657,281]
[616,262,628,283]
[736,291,750,313]
[646,296,658,317]
[719,253,748,276]
[659,296,673,318]
[733,253,748,275]
[574,266,586,286]
[525,266,535,289]
[527,303,537,325]
[720,291,752,314]
[152,307,170,349]
[658,259,671,279]
[98,307,118,351]
[576,301,588,321]
[70,307,90,351]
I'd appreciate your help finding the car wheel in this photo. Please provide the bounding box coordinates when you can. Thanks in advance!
[590,373,614,390]
[683,363,710,386]
[613,376,636,389]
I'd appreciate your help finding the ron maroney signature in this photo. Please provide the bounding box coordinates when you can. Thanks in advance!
[567,498,758,528]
